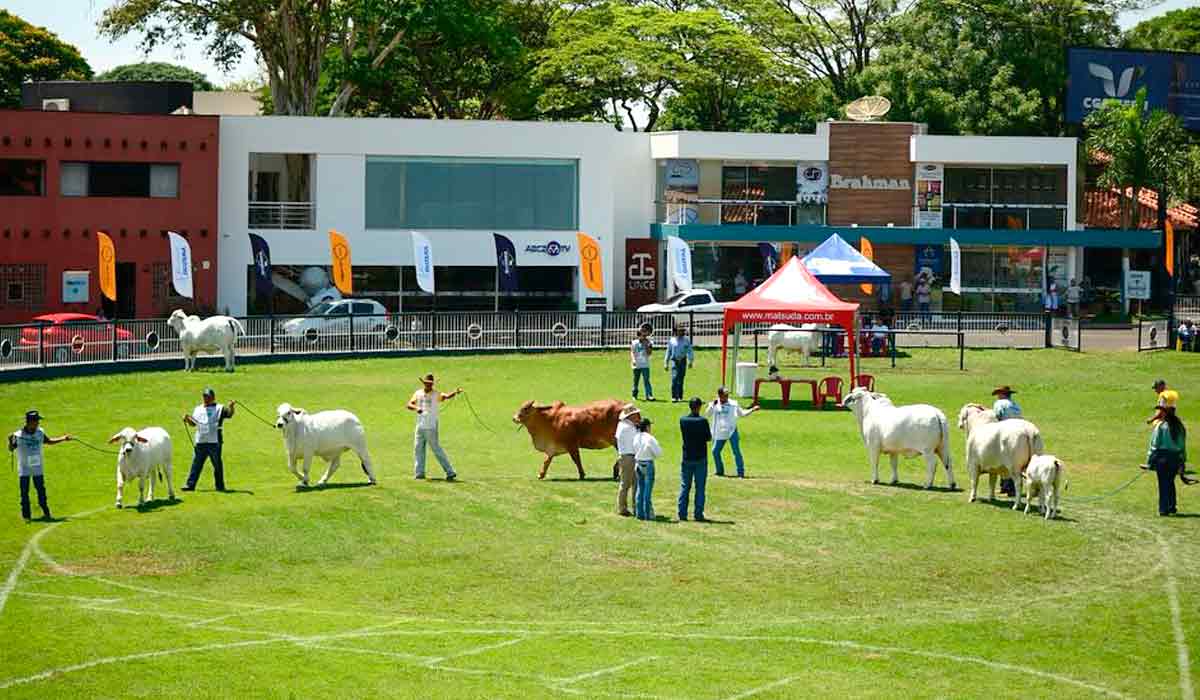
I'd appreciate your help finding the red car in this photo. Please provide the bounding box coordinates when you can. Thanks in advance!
[19,313,134,362]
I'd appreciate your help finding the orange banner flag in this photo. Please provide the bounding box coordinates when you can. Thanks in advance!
[329,229,353,295]
[577,232,604,294]
[779,243,795,266]
[97,231,116,301]
[1165,221,1174,277]
[859,236,875,295]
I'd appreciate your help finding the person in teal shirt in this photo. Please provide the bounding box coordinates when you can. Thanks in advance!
[992,385,1022,495]
[1147,406,1190,516]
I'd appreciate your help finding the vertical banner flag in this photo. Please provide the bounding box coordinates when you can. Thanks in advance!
[249,233,274,298]
[577,232,604,294]
[167,232,194,298]
[1165,221,1175,278]
[97,231,116,302]
[412,231,435,294]
[667,236,693,291]
[758,242,779,277]
[859,236,875,295]
[949,237,962,296]
[329,229,353,295]
[493,233,518,292]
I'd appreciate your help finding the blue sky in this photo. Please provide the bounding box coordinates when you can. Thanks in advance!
[4,0,1194,88]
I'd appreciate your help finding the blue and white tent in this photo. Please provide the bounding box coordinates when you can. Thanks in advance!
[801,234,892,285]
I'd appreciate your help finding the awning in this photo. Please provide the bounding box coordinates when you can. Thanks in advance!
[801,234,892,285]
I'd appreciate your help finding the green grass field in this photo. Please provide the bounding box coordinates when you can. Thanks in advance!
[0,348,1197,699]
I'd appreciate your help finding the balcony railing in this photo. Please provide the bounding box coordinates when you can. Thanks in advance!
[656,199,826,227]
[249,201,315,229]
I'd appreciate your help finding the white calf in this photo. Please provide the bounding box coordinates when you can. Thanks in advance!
[1022,455,1066,520]
[108,427,175,508]
[168,309,246,372]
[766,324,821,370]
[958,404,1045,509]
[274,403,377,487]
[842,388,956,489]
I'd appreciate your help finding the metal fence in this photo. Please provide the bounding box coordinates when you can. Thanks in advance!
[1176,295,1200,322]
[0,310,1084,374]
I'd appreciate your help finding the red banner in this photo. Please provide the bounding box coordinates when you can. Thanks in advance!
[625,239,659,309]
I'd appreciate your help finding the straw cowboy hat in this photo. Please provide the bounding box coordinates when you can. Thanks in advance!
[619,404,641,421]
[420,373,436,383]
[991,385,1016,396]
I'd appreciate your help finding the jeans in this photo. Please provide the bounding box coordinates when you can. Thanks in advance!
[678,459,707,520]
[632,367,653,399]
[187,442,225,490]
[918,302,931,322]
[669,360,688,400]
[635,461,655,520]
[18,475,48,520]
[1151,450,1182,515]
[414,427,455,479]
[713,429,745,477]
[871,337,885,355]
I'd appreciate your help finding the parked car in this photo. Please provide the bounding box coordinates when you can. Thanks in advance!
[18,313,134,362]
[637,290,728,314]
[280,299,389,338]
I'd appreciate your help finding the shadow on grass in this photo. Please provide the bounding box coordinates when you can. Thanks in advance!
[133,498,186,513]
[543,476,619,483]
[296,482,375,492]
[1169,513,1200,518]
[876,481,962,494]
[752,398,827,412]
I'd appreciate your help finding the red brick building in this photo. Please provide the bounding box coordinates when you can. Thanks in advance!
[0,110,219,323]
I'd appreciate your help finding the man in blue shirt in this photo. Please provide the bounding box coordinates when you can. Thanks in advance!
[664,325,695,403]
[678,398,712,521]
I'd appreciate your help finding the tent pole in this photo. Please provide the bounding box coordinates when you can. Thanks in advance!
[848,312,857,389]
[721,319,730,387]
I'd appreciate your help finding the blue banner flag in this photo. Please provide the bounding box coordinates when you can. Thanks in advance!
[494,233,518,292]
[249,233,273,299]
[758,242,779,278]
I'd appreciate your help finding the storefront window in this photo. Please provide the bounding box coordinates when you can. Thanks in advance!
[995,208,1027,230]
[937,245,1046,312]
[691,243,777,299]
[944,166,1066,231]
[1029,208,1065,230]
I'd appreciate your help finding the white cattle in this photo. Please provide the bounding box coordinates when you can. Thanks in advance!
[168,309,246,372]
[842,388,956,488]
[107,427,175,508]
[274,403,377,487]
[766,323,821,370]
[1022,455,1066,520]
[957,404,1046,508]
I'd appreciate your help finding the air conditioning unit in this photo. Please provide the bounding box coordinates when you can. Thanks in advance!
[41,98,70,111]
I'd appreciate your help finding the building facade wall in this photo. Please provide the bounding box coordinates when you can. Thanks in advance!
[0,110,219,323]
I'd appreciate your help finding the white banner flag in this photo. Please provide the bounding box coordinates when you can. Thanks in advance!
[667,236,693,292]
[167,231,194,298]
[949,237,961,297]
[412,231,435,294]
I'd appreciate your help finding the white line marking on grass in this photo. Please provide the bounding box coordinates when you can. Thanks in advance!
[299,642,439,664]
[721,676,799,700]
[425,636,528,666]
[556,656,659,686]
[14,591,125,605]
[1156,531,1195,700]
[0,506,106,618]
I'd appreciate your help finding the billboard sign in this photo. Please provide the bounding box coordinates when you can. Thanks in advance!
[1067,47,1200,130]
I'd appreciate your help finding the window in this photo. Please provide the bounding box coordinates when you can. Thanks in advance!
[944,166,1066,230]
[0,265,46,310]
[0,160,44,196]
[365,157,578,230]
[61,163,179,198]
[7,283,22,302]
[680,293,709,308]
[351,302,377,315]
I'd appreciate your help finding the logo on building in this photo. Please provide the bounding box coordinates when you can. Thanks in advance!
[628,252,656,291]
[1083,62,1147,109]
[525,241,571,256]
[830,174,911,191]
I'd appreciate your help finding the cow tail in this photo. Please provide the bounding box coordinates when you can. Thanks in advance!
[938,413,952,469]
[229,318,247,336]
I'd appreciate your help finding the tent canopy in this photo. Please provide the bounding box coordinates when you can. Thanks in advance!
[801,233,892,285]
[721,256,860,385]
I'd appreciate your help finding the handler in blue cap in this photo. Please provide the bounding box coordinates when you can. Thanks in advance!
[7,410,72,522]
[182,388,236,492]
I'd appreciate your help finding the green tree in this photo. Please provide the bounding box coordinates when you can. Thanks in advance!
[1124,7,1200,53]
[96,61,215,91]
[1084,88,1196,229]
[0,10,92,108]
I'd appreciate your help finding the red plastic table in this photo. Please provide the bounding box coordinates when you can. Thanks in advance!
[753,377,818,408]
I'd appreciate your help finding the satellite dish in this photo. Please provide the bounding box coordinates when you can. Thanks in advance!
[845,96,892,122]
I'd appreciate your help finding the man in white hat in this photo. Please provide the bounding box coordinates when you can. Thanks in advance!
[406,373,461,481]
[615,404,641,516]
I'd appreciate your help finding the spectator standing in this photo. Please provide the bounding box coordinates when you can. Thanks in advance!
[1148,379,1180,424]
[1146,406,1188,516]
[664,325,694,403]
[916,277,932,321]
[899,279,913,312]
[871,318,889,356]
[734,271,748,296]
[615,404,641,516]
[1178,320,1194,352]
[1067,278,1081,318]
[7,410,71,522]
[705,387,759,478]
[634,419,662,521]
[630,329,655,401]
[678,398,712,521]
[182,388,235,492]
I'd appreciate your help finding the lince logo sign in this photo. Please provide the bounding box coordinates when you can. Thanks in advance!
[628,253,656,291]
[830,174,911,191]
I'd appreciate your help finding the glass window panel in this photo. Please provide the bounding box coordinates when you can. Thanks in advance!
[496,165,537,229]
[1030,208,1065,230]
[763,166,796,201]
[952,207,990,229]
[994,246,1043,290]
[995,208,1027,230]
[946,168,991,204]
[794,204,824,225]
[0,159,44,196]
[365,160,406,229]
[60,163,87,197]
[150,164,178,198]
[960,246,993,288]
[87,162,150,197]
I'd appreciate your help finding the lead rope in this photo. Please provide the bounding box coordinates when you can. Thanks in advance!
[235,402,277,429]
[441,390,498,435]
[1064,469,1147,503]
[69,436,120,456]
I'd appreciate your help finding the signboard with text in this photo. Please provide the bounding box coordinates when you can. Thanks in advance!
[914,163,943,228]
[1067,47,1200,131]
[62,270,89,304]
[1126,270,1151,300]
[625,239,659,309]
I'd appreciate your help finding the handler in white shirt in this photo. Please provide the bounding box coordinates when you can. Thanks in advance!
[705,387,759,477]
[615,404,641,516]
[406,373,461,481]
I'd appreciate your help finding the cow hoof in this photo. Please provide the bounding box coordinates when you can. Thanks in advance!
[871,479,879,485]
[923,483,933,490]
[368,480,377,486]
[968,496,976,503]
[538,473,546,480]
[116,503,122,509]
[949,483,958,491]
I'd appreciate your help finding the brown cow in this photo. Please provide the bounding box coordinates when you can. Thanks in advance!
[512,399,624,479]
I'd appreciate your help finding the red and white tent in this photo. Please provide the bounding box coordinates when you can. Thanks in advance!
[721,256,860,386]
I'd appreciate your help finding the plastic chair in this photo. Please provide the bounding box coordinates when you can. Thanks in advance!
[817,376,844,408]
[855,374,876,391]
